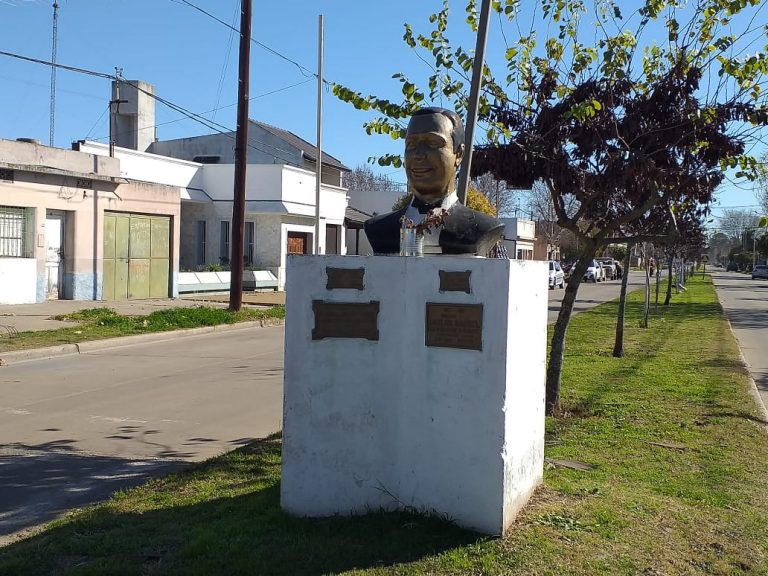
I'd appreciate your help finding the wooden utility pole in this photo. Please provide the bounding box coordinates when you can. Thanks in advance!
[456,0,491,205]
[229,0,252,312]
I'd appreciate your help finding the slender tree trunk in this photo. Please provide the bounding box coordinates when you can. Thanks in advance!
[664,254,673,305]
[613,244,632,357]
[642,262,650,328]
[546,247,595,414]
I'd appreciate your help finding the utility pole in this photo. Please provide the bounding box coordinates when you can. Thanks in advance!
[314,14,324,255]
[109,69,126,158]
[49,1,59,147]
[456,0,491,205]
[229,0,252,312]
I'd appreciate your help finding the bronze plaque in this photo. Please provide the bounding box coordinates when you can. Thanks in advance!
[425,303,483,351]
[326,267,365,290]
[312,300,379,341]
[439,270,471,293]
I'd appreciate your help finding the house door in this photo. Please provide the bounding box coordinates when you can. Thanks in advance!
[325,224,340,255]
[45,211,65,299]
[103,212,171,300]
[287,232,308,255]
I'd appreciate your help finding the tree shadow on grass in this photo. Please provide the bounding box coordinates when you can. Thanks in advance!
[0,434,482,576]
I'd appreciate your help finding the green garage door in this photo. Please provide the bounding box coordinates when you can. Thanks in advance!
[103,212,171,300]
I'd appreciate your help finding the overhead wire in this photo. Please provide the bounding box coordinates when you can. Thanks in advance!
[169,0,316,78]
[0,49,318,165]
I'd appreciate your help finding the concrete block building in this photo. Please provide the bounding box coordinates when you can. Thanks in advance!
[0,138,180,304]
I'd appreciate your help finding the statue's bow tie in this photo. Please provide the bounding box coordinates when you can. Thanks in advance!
[411,197,439,214]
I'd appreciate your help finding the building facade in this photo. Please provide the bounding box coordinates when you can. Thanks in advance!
[0,139,180,304]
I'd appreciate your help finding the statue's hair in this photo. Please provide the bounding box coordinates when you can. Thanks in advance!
[411,107,465,153]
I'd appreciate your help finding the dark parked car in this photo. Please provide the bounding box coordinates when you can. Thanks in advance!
[726,262,739,272]
[752,264,768,279]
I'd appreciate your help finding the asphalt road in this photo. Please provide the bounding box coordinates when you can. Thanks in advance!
[0,324,284,543]
[547,270,647,323]
[0,273,641,544]
[710,270,768,414]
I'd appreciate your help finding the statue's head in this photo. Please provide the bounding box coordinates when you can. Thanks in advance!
[404,107,465,205]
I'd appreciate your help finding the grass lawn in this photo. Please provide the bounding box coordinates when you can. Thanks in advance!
[0,305,285,353]
[1,276,766,575]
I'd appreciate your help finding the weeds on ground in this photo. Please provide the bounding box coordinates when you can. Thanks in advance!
[1,278,766,575]
[0,305,285,352]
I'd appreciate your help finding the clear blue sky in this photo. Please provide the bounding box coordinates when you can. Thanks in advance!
[0,0,762,217]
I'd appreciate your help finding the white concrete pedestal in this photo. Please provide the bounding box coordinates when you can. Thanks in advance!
[281,255,547,535]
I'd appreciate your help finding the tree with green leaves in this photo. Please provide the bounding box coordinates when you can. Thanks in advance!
[334,0,768,414]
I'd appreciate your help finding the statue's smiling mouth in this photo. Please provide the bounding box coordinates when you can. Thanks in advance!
[409,167,432,175]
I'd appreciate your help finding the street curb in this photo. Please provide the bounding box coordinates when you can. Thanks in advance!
[0,318,284,366]
[713,291,768,429]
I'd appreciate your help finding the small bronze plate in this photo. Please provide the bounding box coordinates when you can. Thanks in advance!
[326,267,365,290]
[425,303,483,351]
[312,300,379,341]
[438,270,471,293]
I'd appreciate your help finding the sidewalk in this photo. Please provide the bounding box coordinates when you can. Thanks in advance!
[710,270,768,418]
[0,292,285,334]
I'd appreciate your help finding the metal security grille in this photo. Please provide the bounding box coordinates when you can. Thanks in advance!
[0,206,34,258]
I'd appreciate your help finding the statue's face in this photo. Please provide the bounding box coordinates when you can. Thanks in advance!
[404,113,464,204]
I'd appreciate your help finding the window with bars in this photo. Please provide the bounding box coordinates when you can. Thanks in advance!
[0,206,34,258]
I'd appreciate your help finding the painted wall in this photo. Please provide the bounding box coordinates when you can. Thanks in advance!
[77,141,202,189]
[0,141,180,302]
[281,255,547,535]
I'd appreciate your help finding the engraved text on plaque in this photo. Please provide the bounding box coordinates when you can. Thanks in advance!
[425,303,483,351]
[326,267,365,290]
[312,300,379,341]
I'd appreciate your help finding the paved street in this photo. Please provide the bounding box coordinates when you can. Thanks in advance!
[0,324,284,543]
[547,270,647,323]
[0,274,637,544]
[711,270,768,413]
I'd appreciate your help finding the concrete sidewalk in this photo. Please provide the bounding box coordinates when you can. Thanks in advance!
[0,292,285,334]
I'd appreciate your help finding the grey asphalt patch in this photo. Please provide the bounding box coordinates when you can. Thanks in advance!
[0,444,184,546]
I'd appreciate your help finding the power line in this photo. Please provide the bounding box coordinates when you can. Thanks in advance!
[170,0,315,78]
[0,49,314,165]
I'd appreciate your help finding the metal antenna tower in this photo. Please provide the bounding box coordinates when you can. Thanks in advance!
[49,1,59,147]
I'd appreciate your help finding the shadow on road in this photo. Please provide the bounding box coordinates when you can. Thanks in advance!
[0,434,483,575]
[0,440,186,541]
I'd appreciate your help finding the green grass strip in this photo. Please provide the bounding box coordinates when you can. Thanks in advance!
[0,305,285,353]
[1,277,766,575]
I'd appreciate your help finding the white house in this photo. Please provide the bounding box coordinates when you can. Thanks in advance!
[76,79,352,289]
[500,217,537,260]
[0,138,181,304]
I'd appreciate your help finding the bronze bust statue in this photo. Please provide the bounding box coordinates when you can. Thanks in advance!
[364,107,504,255]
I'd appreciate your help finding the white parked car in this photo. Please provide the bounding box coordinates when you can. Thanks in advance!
[548,260,565,289]
[584,259,605,283]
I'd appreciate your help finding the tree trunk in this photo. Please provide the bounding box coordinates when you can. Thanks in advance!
[664,254,673,305]
[654,261,661,313]
[613,244,632,357]
[546,248,595,415]
[642,262,650,328]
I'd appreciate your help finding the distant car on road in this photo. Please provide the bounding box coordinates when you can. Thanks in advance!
[726,262,739,272]
[597,258,617,280]
[752,264,768,279]
[548,260,565,289]
[584,259,604,283]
